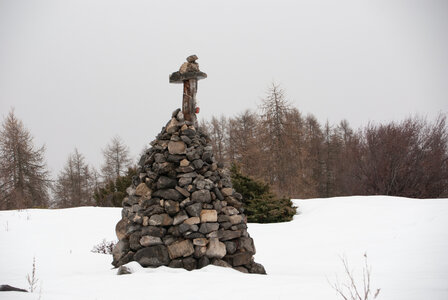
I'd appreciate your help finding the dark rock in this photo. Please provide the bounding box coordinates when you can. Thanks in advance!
[221,230,242,241]
[134,245,170,267]
[157,176,177,189]
[141,226,166,237]
[129,231,142,251]
[164,200,180,215]
[224,252,252,267]
[167,154,185,163]
[191,190,211,203]
[199,223,219,234]
[175,186,190,197]
[225,241,237,254]
[167,240,195,259]
[173,211,188,225]
[197,256,210,269]
[154,153,166,163]
[168,259,183,268]
[116,251,135,267]
[153,189,183,201]
[192,159,204,169]
[143,204,165,215]
[185,202,202,217]
[0,285,28,292]
[211,258,232,268]
[182,257,197,271]
[185,232,205,239]
[234,266,249,273]
[248,262,267,274]
[178,177,192,186]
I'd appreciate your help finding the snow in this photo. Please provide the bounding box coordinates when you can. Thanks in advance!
[1,196,447,299]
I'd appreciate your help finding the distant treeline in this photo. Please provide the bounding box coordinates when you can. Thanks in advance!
[1,85,447,210]
[201,84,448,199]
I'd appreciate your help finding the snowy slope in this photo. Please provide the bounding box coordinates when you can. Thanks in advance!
[0,196,447,300]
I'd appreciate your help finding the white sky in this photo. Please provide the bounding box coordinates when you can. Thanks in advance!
[0,0,447,175]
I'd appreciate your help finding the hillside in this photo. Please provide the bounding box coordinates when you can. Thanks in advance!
[1,196,447,299]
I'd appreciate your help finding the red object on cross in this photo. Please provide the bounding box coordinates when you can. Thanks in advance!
[195,107,200,114]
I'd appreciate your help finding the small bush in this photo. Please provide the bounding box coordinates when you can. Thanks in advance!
[230,164,296,223]
[26,256,38,292]
[91,239,116,254]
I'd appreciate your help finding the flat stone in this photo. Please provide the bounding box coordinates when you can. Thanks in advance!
[206,238,226,259]
[185,202,202,217]
[166,117,180,134]
[168,141,186,155]
[173,211,188,225]
[167,239,194,259]
[193,238,208,246]
[221,230,242,241]
[149,214,173,226]
[177,172,198,178]
[229,215,243,225]
[191,190,211,203]
[180,159,190,167]
[199,223,219,234]
[135,183,151,197]
[200,209,218,223]
[222,206,239,216]
[178,177,192,186]
[221,187,233,197]
[140,236,163,247]
[141,226,166,237]
[194,245,207,258]
[175,186,190,197]
[184,216,200,225]
[134,245,170,267]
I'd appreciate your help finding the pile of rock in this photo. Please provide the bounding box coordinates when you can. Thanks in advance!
[112,109,266,274]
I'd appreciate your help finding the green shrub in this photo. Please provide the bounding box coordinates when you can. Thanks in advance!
[94,167,137,207]
[230,164,296,223]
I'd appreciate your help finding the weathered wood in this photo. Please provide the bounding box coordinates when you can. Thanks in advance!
[169,55,207,126]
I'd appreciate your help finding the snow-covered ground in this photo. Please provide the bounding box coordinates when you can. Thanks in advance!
[1,196,447,299]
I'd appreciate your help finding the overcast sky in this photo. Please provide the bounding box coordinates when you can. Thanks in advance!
[1,0,447,175]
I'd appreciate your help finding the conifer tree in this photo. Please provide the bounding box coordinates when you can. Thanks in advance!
[0,110,50,209]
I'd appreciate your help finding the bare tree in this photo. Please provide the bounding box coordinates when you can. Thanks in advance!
[101,136,132,182]
[0,109,50,209]
[53,149,94,207]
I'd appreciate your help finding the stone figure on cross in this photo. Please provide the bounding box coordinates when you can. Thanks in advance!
[169,55,207,126]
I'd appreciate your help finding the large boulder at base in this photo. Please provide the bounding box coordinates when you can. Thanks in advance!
[112,109,266,274]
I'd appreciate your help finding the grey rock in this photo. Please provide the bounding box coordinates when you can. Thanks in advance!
[164,200,180,215]
[168,141,186,155]
[224,252,252,267]
[191,190,211,203]
[173,211,189,225]
[129,231,142,251]
[112,239,130,262]
[184,216,200,225]
[234,266,249,273]
[225,241,237,254]
[152,189,183,201]
[182,257,197,271]
[178,177,192,186]
[134,245,170,267]
[199,223,219,234]
[157,176,177,189]
[200,209,218,223]
[197,256,210,269]
[141,226,166,237]
[168,259,183,268]
[175,186,190,197]
[185,202,202,217]
[248,262,267,274]
[140,236,163,247]
[167,240,195,259]
[221,230,242,241]
[211,258,232,268]
[206,237,226,259]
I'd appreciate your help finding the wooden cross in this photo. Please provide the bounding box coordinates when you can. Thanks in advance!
[169,55,207,125]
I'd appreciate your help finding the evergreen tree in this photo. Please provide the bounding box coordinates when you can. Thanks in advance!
[0,110,50,209]
[94,167,137,207]
[230,164,296,223]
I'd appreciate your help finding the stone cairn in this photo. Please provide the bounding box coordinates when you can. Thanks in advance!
[112,56,266,274]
